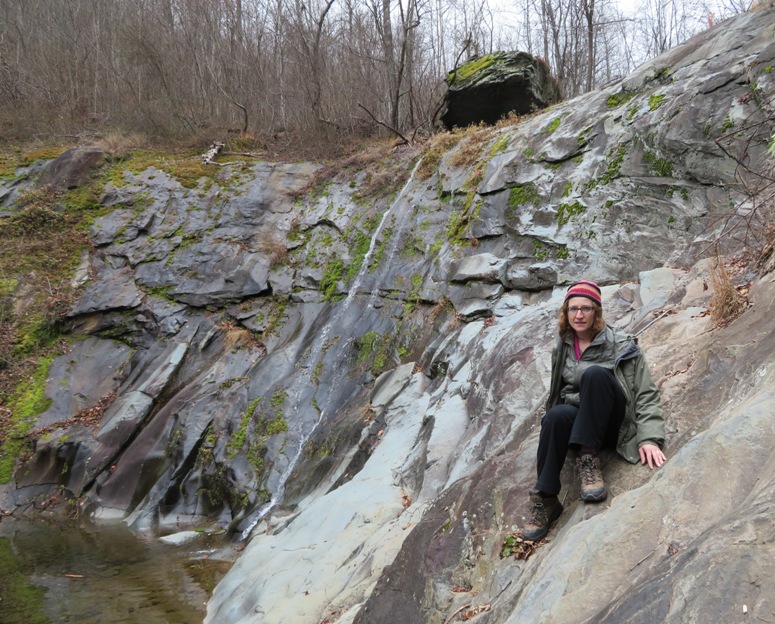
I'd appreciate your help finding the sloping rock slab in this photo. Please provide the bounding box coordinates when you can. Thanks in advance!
[68,266,143,316]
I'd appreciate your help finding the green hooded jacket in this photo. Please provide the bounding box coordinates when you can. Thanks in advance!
[545,325,665,463]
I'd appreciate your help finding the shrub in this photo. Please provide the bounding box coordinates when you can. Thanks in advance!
[709,256,745,326]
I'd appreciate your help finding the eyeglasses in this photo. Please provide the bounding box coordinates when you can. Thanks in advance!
[568,306,595,315]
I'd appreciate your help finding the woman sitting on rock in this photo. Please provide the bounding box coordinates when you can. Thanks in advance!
[524,280,666,541]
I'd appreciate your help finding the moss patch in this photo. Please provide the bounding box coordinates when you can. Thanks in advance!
[225,390,288,476]
[226,398,259,459]
[347,230,372,279]
[0,355,54,483]
[584,145,627,192]
[555,201,587,226]
[648,94,666,111]
[104,149,218,190]
[445,165,485,244]
[356,331,393,376]
[320,258,345,301]
[643,149,674,177]
[489,133,510,157]
[404,273,424,315]
[533,240,548,261]
[606,90,636,108]
[507,183,540,218]
[544,117,562,135]
[448,53,499,83]
[20,146,69,165]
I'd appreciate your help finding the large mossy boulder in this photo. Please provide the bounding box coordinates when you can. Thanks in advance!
[440,51,561,129]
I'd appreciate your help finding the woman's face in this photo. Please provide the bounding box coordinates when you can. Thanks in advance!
[566,296,596,336]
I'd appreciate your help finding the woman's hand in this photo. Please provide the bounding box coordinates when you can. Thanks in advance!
[639,443,666,469]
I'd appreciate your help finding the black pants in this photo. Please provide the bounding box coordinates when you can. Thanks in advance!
[534,365,625,496]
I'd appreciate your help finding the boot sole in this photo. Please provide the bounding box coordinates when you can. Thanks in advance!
[580,488,607,503]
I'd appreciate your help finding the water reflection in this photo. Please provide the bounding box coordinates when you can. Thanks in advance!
[0,519,231,624]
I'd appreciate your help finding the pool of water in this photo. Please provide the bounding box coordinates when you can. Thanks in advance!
[0,519,232,624]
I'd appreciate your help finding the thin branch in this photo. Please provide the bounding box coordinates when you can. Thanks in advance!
[443,603,472,624]
[357,103,410,144]
[222,151,262,158]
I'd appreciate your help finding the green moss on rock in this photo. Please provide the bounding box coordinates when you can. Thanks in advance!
[356,331,393,375]
[648,94,666,111]
[555,201,586,226]
[643,149,674,177]
[320,258,345,301]
[489,133,511,157]
[544,117,562,135]
[0,356,54,483]
[448,53,499,83]
[507,183,540,217]
[606,90,636,108]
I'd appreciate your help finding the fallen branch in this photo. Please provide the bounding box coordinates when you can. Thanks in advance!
[633,307,674,337]
[357,103,410,145]
[202,142,225,165]
[461,604,491,620]
[222,151,262,158]
[444,603,472,624]
[628,548,655,571]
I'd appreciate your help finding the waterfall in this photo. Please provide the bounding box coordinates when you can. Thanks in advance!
[240,157,423,538]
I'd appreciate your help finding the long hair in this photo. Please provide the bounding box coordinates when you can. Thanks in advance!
[558,299,605,338]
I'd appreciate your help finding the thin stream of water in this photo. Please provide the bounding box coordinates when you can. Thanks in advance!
[240,157,423,538]
[367,162,422,307]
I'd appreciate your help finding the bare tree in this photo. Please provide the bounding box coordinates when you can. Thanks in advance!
[580,0,595,92]
[0,0,749,145]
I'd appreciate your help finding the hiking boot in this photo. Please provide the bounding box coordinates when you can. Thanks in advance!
[523,492,563,541]
[577,453,607,502]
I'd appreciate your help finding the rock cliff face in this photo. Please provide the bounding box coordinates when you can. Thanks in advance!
[2,9,775,624]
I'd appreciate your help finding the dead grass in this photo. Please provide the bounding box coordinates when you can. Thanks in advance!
[494,110,522,129]
[448,125,493,169]
[417,132,463,179]
[417,122,510,180]
[709,255,746,326]
[93,131,149,156]
[289,138,396,199]
[427,296,454,321]
[260,234,292,267]
[355,157,412,200]
[224,132,263,154]
[337,138,396,170]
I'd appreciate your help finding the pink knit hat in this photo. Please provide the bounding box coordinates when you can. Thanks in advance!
[564,280,602,305]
